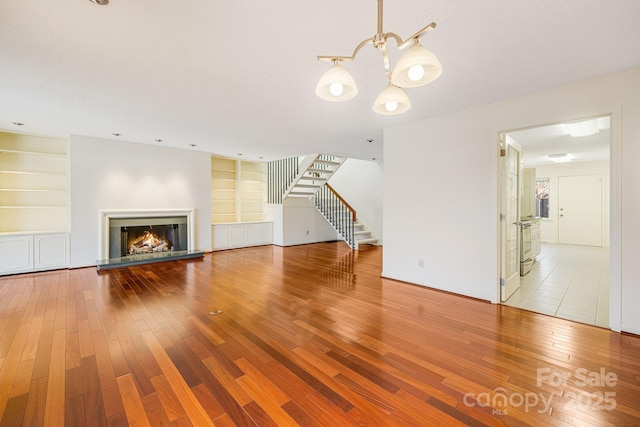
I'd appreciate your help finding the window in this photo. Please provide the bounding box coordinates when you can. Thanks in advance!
[535,178,550,218]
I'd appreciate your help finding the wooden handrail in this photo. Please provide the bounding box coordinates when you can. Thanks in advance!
[325,184,356,221]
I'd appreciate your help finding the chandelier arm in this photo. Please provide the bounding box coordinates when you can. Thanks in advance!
[351,37,375,60]
[383,32,403,47]
[397,22,437,49]
[316,37,374,63]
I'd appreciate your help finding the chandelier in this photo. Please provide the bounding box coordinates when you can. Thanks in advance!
[315,0,442,115]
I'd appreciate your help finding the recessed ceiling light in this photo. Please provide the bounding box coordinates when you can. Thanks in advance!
[258,156,264,160]
[189,144,196,147]
[366,139,374,143]
[89,0,109,5]
[155,139,163,143]
[371,157,377,161]
[12,122,24,126]
[112,133,121,137]
[237,153,243,156]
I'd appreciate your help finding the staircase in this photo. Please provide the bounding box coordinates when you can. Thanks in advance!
[269,153,378,250]
[284,154,345,199]
[353,220,377,247]
[314,184,378,250]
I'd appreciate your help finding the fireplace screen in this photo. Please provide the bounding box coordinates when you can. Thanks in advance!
[123,226,176,255]
[108,215,188,259]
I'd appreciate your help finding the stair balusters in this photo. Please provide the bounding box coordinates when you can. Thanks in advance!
[314,184,356,249]
[267,157,298,203]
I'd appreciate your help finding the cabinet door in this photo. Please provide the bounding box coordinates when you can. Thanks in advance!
[34,233,69,270]
[0,235,34,274]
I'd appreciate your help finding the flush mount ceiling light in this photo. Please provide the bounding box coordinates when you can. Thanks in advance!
[315,0,442,115]
[89,0,109,5]
[563,119,600,137]
[548,153,572,163]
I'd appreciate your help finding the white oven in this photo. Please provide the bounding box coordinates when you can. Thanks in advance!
[520,222,533,275]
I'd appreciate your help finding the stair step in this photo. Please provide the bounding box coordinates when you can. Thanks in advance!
[298,176,327,182]
[313,159,342,166]
[357,238,378,245]
[293,184,322,189]
[354,230,370,236]
[288,192,313,197]
[306,168,334,174]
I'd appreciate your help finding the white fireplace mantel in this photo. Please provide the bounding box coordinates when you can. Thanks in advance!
[99,209,195,261]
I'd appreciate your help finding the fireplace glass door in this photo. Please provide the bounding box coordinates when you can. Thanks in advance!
[108,216,188,259]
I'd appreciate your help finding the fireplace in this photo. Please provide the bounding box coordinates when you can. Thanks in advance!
[98,209,202,270]
[109,216,187,259]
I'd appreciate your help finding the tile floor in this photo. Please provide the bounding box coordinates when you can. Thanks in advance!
[504,243,609,328]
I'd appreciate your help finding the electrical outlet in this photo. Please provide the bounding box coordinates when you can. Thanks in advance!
[418,258,424,268]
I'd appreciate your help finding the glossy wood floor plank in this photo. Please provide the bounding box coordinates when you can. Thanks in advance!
[0,242,639,426]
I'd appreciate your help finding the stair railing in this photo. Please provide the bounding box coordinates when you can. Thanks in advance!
[314,184,356,249]
[267,156,298,203]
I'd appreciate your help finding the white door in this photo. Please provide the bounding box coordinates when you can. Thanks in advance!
[500,135,521,302]
[558,175,603,246]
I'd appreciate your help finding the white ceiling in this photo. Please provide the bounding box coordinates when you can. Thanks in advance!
[509,116,611,167]
[1,0,639,162]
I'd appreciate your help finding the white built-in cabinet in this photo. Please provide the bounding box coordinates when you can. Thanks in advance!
[210,156,272,250]
[0,132,70,275]
[531,221,541,259]
[0,231,70,275]
[211,222,273,251]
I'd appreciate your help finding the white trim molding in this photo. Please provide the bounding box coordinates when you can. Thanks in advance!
[99,209,195,261]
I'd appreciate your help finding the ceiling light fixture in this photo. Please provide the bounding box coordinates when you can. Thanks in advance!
[315,0,442,115]
[548,153,572,163]
[89,0,109,5]
[563,119,600,137]
[12,122,25,126]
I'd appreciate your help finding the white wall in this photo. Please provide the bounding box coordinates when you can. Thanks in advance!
[533,160,610,246]
[281,198,338,246]
[329,158,384,245]
[383,67,640,334]
[69,136,212,267]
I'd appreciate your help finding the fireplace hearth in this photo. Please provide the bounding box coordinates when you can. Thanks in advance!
[97,209,203,270]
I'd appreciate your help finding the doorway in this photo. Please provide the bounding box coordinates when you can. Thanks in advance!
[498,116,611,328]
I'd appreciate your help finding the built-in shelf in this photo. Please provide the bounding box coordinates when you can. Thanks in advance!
[0,149,66,158]
[0,131,69,234]
[211,156,267,224]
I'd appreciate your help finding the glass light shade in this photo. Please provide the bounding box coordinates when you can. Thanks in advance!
[372,84,411,115]
[391,41,442,88]
[315,64,358,102]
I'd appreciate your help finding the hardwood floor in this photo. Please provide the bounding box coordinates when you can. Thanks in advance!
[0,242,639,426]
